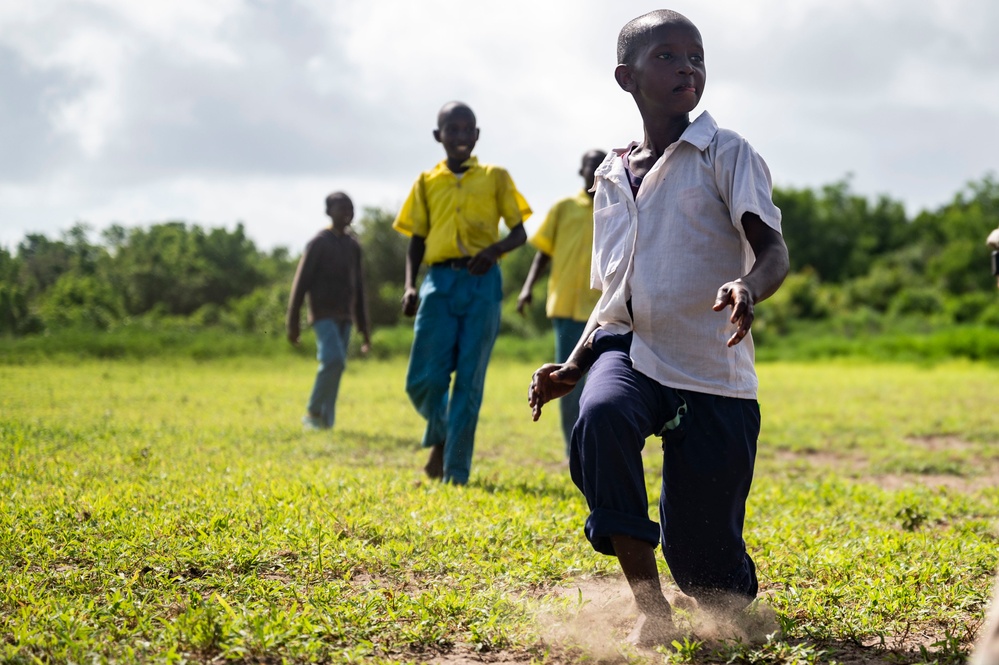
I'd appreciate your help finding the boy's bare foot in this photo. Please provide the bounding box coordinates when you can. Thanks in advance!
[424,444,444,479]
[626,612,679,648]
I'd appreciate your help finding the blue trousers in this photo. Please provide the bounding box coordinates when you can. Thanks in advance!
[552,317,588,456]
[406,264,502,485]
[569,331,760,606]
[307,318,352,429]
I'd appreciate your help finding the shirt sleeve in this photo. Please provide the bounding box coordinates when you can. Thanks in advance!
[713,134,782,234]
[352,241,370,338]
[494,168,532,229]
[286,239,318,328]
[393,173,430,238]
[529,200,560,256]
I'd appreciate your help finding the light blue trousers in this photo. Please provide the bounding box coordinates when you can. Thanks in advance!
[307,318,352,429]
[406,264,502,484]
[552,317,588,456]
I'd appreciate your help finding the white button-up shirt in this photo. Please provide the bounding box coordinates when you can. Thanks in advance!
[590,111,782,399]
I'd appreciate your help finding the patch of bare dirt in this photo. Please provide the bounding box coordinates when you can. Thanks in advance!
[487,576,979,665]
[770,437,999,493]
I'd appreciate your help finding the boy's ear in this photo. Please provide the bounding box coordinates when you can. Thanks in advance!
[614,64,635,92]
[433,128,442,143]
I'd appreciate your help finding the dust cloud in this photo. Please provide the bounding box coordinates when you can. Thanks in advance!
[534,576,779,661]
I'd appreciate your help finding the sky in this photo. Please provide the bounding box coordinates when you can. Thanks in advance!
[1,0,997,253]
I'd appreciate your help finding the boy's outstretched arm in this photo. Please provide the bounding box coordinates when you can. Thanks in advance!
[468,223,527,276]
[529,313,601,421]
[713,212,789,347]
[402,235,426,317]
[517,251,551,315]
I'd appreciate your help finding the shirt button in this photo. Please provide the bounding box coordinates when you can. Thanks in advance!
[456,207,461,212]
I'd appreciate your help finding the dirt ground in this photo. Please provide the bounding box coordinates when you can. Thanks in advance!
[422,576,963,665]
[419,440,999,665]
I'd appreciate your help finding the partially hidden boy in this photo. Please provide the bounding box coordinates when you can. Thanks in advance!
[517,149,607,456]
[287,191,372,431]
[394,101,531,485]
[529,10,790,645]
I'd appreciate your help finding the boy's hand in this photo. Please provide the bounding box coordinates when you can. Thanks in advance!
[287,325,300,346]
[401,287,419,317]
[468,246,501,275]
[528,363,583,421]
[713,279,755,347]
[516,291,532,315]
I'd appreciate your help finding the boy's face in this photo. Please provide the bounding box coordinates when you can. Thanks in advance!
[579,152,605,191]
[434,107,479,165]
[616,20,705,117]
[326,197,354,231]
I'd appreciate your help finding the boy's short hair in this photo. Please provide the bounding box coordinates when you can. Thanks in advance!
[326,191,351,206]
[617,9,698,66]
[437,101,476,129]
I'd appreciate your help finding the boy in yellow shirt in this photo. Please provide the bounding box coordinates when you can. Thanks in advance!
[394,101,531,485]
[517,149,607,456]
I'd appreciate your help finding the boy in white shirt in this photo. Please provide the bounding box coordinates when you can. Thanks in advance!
[529,9,789,646]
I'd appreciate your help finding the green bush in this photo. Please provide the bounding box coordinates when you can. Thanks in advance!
[226,283,288,334]
[756,269,830,335]
[0,283,41,335]
[944,292,996,324]
[37,273,124,330]
[889,287,945,317]
[844,265,909,312]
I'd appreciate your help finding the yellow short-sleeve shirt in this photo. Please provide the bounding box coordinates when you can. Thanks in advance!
[529,190,601,322]
[393,157,532,265]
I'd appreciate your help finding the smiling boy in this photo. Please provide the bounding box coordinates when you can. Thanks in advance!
[529,10,789,645]
[395,101,531,485]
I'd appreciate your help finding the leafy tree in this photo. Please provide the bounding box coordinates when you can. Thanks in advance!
[112,222,268,316]
[775,179,908,283]
[38,272,124,330]
[909,175,999,295]
[16,233,74,297]
[354,207,409,328]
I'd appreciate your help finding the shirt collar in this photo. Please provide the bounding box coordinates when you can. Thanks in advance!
[602,110,718,165]
[596,111,718,184]
[680,111,718,151]
[430,155,480,177]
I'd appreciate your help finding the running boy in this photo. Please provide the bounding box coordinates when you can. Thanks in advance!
[517,149,607,456]
[529,10,789,645]
[394,101,531,485]
[287,191,371,430]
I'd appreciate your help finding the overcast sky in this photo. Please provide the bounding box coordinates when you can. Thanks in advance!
[2,0,997,253]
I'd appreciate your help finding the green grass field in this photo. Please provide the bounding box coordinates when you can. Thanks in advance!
[2,355,998,664]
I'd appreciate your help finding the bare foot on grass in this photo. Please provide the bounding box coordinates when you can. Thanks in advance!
[424,444,444,480]
[626,612,680,648]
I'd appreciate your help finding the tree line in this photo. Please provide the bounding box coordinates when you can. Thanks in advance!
[1,175,997,340]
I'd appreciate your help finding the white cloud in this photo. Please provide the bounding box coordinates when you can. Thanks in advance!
[0,0,997,250]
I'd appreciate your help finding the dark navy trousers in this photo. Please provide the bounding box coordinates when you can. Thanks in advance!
[568,332,760,605]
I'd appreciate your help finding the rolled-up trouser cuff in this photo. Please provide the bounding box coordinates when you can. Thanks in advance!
[584,507,661,556]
